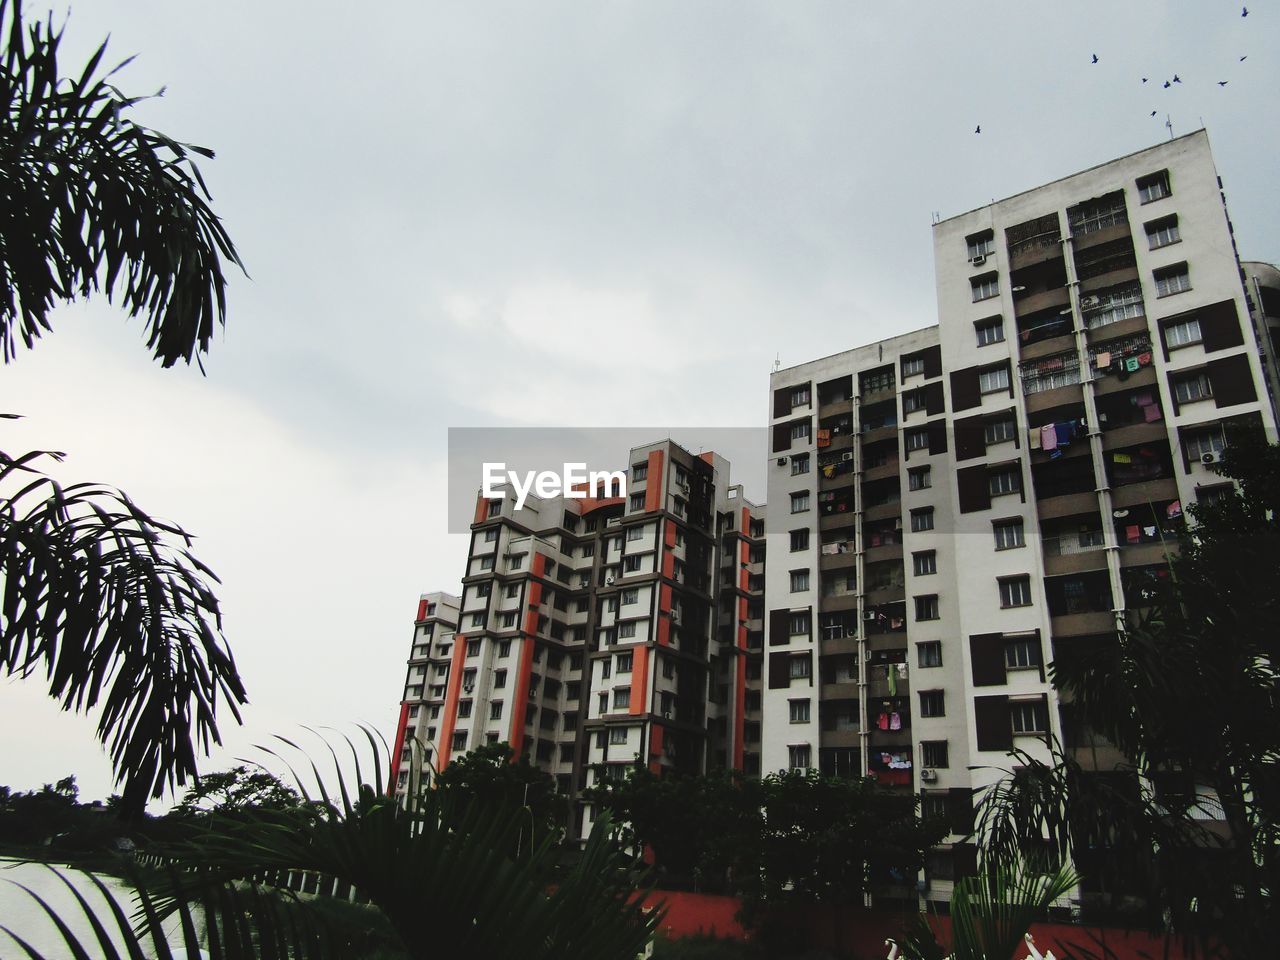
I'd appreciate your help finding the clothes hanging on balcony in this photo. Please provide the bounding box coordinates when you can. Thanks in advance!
[1144,402,1163,422]
[1029,427,1042,449]
[889,711,902,731]
[816,429,832,447]
[876,711,890,731]
[1055,421,1075,446]
[1167,500,1183,518]
[1041,424,1058,451]
[887,668,897,696]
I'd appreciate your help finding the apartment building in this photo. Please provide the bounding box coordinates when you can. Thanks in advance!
[390,440,766,835]
[765,129,1278,905]
[390,591,460,796]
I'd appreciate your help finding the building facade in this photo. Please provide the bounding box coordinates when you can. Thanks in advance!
[764,129,1277,903]
[391,440,766,837]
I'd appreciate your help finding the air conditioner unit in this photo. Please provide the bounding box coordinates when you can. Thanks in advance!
[663,710,672,719]
[670,610,680,623]
[605,576,616,585]
[864,611,878,621]
[1201,451,1224,465]
[463,682,475,693]
[971,254,987,266]
[776,457,788,466]
[920,768,938,782]
[1080,295,1100,307]
[841,452,854,461]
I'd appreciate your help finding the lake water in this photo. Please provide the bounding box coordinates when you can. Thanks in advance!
[0,859,205,959]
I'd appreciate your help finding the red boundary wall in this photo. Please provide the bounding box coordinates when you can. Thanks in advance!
[640,890,1199,959]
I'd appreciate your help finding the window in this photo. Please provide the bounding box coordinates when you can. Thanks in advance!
[1146,215,1180,249]
[902,389,926,414]
[789,699,811,723]
[475,582,491,598]
[915,595,940,621]
[466,639,481,657]
[597,693,608,715]
[623,555,643,573]
[493,669,507,688]
[484,528,499,543]
[971,273,999,302]
[918,641,942,668]
[919,690,945,718]
[499,612,518,629]
[479,556,495,571]
[621,589,639,605]
[979,365,1010,394]
[993,518,1025,550]
[984,417,1017,445]
[790,492,811,514]
[497,640,511,658]
[905,428,930,452]
[1173,371,1212,404]
[632,463,647,481]
[999,575,1033,608]
[902,355,925,378]
[451,732,467,751]
[976,316,1005,346]
[1165,316,1202,348]
[469,613,484,629]
[1137,169,1170,204]
[609,726,628,745]
[617,621,636,639]
[487,499,503,519]
[506,584,519,598]
[626,525,644,541]
[629,493,645,511]
[612,687,630,710]
[788,744,811,770]
[1155,263,1191,298]
[1185,425,1226,461]
[1005,637,1040,669]
[791,453,810,475]
[788,611,812,637]
[909,466,931,491]
[616,652,633,674]
[1011,700,1049,734]
[966,230,995,260]
[922,740,949,768]
[988,467,1021,497]
[489,701,503,720]
[911,507,935,532]
[913,551,937,576]
[790,529,810,552]
[791,421,811,442]
[791,385,811,407]
[790,569,810,593]
[789,656,811,680]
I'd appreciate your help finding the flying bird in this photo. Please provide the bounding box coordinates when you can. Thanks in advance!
[1151,110,1158,116]
[1164,80,1171,88]
[1172,74,1181,83]
[975,125,981,134]
[1091,53,1099,64]
[1142,77,1149,83]
[1242,6,1248,17]
[1240,55,1248,61]
[1219,80,1229,86]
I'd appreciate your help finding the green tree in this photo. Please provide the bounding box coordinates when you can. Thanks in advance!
[432,741,562,854]
[0,0,247,816]
[174,765,302,815]
[974,424,1280,957]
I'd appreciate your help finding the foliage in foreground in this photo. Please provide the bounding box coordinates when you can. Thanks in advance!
[2,730,660,960]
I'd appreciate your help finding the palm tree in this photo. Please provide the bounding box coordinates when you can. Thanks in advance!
[1,0,248,817]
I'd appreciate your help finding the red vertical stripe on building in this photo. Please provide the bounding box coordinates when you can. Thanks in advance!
[388,701,411,795]
[435,634,470,770]
[629,645,650,715]
[416,598,429,622]
[474,494,488,525]
[508,636,537,758]
[648,723,664,774]
[657,583,672,646]
[733,660,747,771]
[643,450,665,512]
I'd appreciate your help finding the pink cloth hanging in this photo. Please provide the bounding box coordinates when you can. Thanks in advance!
[1040,424,1058,451]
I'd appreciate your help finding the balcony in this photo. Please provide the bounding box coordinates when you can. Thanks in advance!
[1013,286,1071,320]
[1025,382,1084,414]
[1041,532,1108,575]
[1118,540,1178,568]
[1052,610,1117,636]
[819,397,853,420]
[860,424,897,445]
[1085,312,1149,343]
[820,728,862,749]
[865,584,906,606]
[1070,219,1132,252]
[864,541,903,564]
[862,459,900,483]
[1101,421,1166,451]
[1006,213,1063,270]
[1092,364,1156,396]
[821,593,860,613]
[863,500,902,523]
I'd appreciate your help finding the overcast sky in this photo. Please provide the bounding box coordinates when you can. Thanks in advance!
[2,1,1276,802]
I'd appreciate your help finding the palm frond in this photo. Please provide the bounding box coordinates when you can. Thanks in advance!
[1,0,245,367]
[0,444,247,813]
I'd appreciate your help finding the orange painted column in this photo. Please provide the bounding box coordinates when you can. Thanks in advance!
[388,702,411,795]
[436,634,469,770]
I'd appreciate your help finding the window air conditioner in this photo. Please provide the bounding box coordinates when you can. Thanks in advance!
[777,457,788,466]
[971,254,987,266]
[1201,451,1223,465]
[864,611,878,621]
[920,768,938,782]
[841,452,854,461]
[605,576,616,585]
[463,682,475,693]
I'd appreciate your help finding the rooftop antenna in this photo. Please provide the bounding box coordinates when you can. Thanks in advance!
[1166,114,1174,140]
[773,353,781,372]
